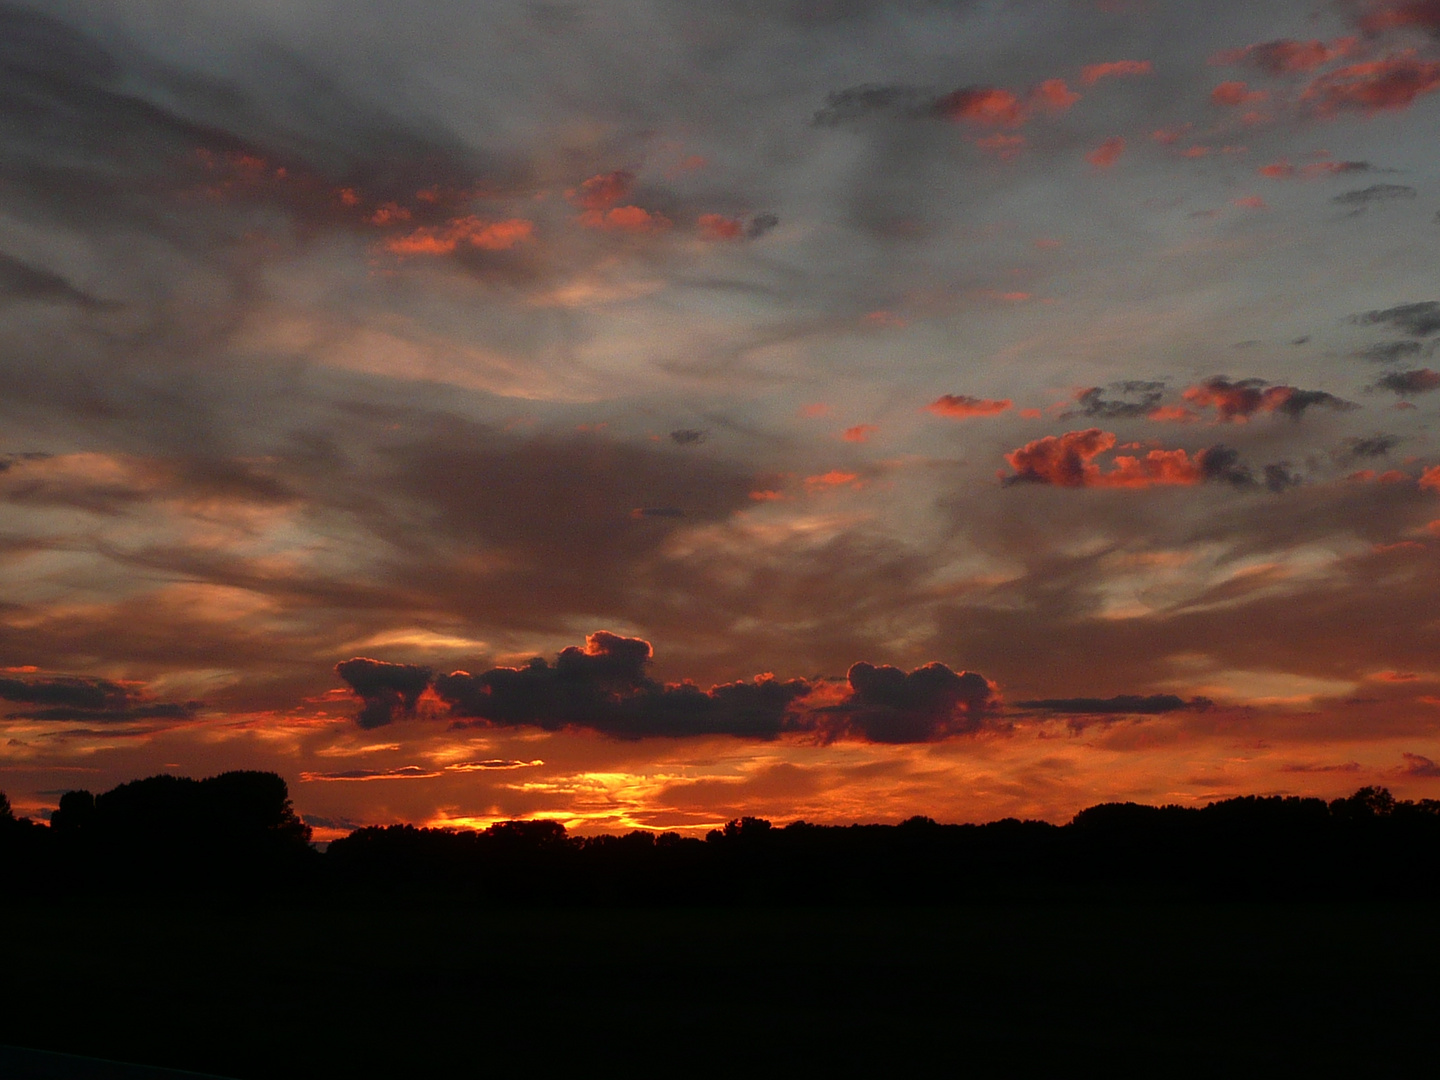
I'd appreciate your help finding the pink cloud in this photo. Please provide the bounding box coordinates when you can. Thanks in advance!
[1081,59,1154,84]
[383,216,534,256]
[1211,81,1269,107]
[926,395,1013,419]
[1087,136,1126,169]
[1303,51,1440,114]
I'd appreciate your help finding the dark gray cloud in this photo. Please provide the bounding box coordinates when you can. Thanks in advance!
[1016,694,1209,715]
[1332,184,1417,208]
[812,83,939,126]
[433,631,815,739]
[818,661,998,743]
[669,429,706,445]
[1352,302,1440,337]
[1066,382,1165,420]
[1374,368,1440,395]
[335,658,433,729]
[1356,341,1425,364]
[0,673,197,722]
[1348,435,1401,458]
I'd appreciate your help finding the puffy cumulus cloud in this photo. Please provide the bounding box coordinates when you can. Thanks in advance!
[1181,378,1356,421]
[335,658,434,729]
[1001,431,1287,491]
[1302,52,1440,114]
[0,673,198,723]
[434,632,814,740]
[1213,38,1358,74]
[816,662,999,743]
[926,394,1013,418]
[382,216,534,256]
[1375,368,1440,395]
[1352,301,1440,337]
[1087,136,1126,169]
[341,633,1001,745]
[1080,60,1153,85]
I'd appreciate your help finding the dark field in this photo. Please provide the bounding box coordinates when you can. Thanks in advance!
[2,899,1435,1077]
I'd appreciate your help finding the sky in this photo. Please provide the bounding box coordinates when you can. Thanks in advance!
[2,0,1440,837]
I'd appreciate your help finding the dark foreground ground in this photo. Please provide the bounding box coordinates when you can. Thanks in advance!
[1,899,1434,1077]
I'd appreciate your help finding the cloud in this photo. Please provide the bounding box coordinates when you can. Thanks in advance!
[669,429,706,445]
[1357,341,1425,362]
[301,765,440,782]
[383,216,534,256]
[1003,429,1228,489]
[1303,52,1440,114]
[434,631,814,740]
[0,674,198,723]
[1352,301,1440,336]
[746,212,779,238]
[1349,434,1402,457]
[1401,752,1440,777]
[842,424,879,443]
[1211,81,1269,107]
[814,77,1078,130]
[926,395,1013,418]
[1016,694,1209,715]
[0,251,114,308]
[811,83,935,125]
[335,658,434,729]
[1260,159,1375,179]
[697,213,744,240]
[1087,136,1126,169]
[1213,39,1357,74]
[1066,383,1165,420]
[1080,60,1153,85]
[1332,183,1417,207]
[1359,2,1440,35]
[579,206,671,232]
[567,170,635,210]
[1181,378,1356,421]
[815,662,999,743]
[1375,368,1440,394]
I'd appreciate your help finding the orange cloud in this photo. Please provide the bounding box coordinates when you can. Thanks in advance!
[1211,81,1269,107]
[842,425,879,443]
[1032,78,1081,112]
[383,216,534,256]
[1087,136,1126,169]
[579,206,671,233]
[1081,60,1154,84]
[927,395,1013,419]
[1232,195,1267,209]
[863,310,908,328]
[697,213,744,240]
[805,470,862,491]
[1303,51,1440,114]
[367,202,412,226]
[1003,429,1206,488]
[1213,38,1357,74]
[1420,465,1440,492]
[568,170,635,210]
[1347,469,1409,483]
[937,87,1027,126]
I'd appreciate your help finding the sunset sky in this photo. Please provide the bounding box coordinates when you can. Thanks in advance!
[3,0,1440,837]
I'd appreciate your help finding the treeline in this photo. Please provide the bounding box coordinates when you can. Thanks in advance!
[3,775,1440,903]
